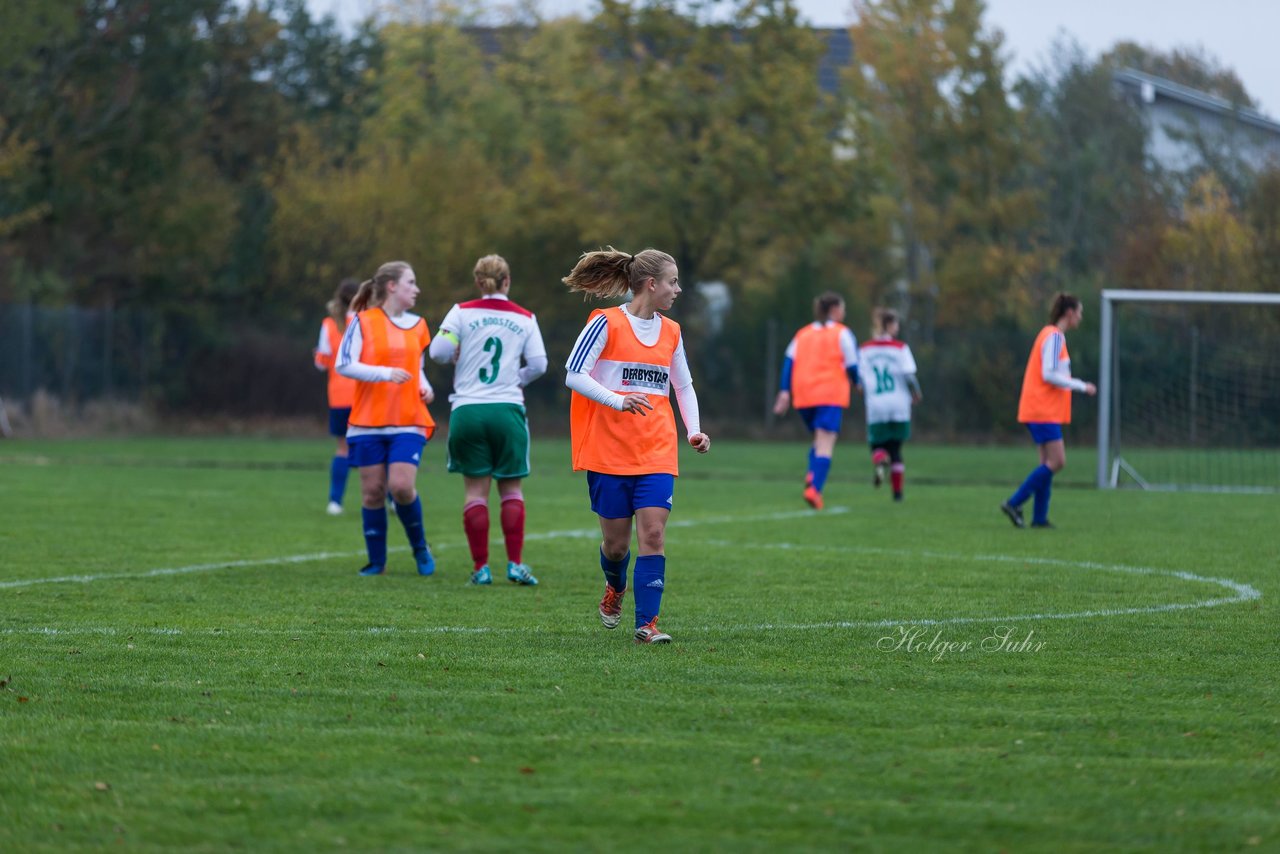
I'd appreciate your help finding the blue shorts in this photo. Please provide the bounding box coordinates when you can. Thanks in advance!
[799,406,844,434]
[328,407,351,437]
[587,472,675,519]
[1026,422,1064,444]
[348,433,428,468]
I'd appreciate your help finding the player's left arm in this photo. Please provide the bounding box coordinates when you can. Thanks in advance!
[671,337,709,453]
[518,315,549,387]
[903,345,922,403]
[841,327,861,391]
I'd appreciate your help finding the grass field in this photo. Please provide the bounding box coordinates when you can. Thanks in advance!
[1,436,1277,851]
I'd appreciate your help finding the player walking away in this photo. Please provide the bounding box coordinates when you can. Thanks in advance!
[772,292,860,511]
[1001,293,1097,529]
[563,247,711,645]
[336,261,439,576]
[859,308,922,502]
[314,278,361,515]
[429,254,548,587]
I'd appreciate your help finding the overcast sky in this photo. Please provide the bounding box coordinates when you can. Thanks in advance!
[310,0,1279,116]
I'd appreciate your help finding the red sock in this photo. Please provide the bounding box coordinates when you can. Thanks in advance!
[500,495,525,564]
[891,464,904,495]
[463,501,489,569]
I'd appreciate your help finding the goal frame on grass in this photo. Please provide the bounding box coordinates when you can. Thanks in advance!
[1097,289,1280,492]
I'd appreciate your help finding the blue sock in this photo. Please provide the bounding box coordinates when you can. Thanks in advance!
[394,497,427,552]
[329,456,349,504]
[1032,471,1055,524]
[633,554,666,629]
[1009,464,1053,509]
[600,548,630,592]
[812,455,832,492]
[361,507,388,568]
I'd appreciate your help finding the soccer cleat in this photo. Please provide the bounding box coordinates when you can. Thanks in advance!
[414,546,436,576]
[634,619,672,644]
[1000,502,1025,529]
[326,501,343,516]
[358,564,385,576]
[506,562,538,586]
[1030,521,1055,529]
[893,493,903,503]
[468,565,492,585]
[599,585,626,629]
[803,485,824,511]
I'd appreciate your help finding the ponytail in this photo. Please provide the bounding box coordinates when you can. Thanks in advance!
[349,261,411,314]
[563,247,674,300]
[474,254,511,296]
[1049,293,1081,323]
[327,278,360,326]
[813,291,844,322]
[872,307,899,337]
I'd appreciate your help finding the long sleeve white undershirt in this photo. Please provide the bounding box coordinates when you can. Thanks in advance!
[1040,331,1087,392]
[564,305,702,437]
[336,311,433,395]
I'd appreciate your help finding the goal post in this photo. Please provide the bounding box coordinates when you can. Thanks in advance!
[1098,289,1280,492]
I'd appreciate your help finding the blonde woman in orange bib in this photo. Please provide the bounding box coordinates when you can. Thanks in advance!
[563,248,711,645]
[336,261,438,576]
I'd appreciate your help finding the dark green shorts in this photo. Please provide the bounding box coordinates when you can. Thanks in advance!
[446,403,530,479]
[867,421,911,446]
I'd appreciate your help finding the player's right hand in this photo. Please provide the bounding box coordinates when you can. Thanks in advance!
[620,393,653,416]
[389,368,412,384]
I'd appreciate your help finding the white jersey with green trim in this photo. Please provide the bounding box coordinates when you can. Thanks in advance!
[434,294,547,408]
[859,337,918,424]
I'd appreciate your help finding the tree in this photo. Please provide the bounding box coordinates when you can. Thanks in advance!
[1015,38,1152,287]
[569,0,850,290]
[846,0,1046,330]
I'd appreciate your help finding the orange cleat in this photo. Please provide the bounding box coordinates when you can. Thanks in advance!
[634,619,672,644]
[803,485,824,511]
[599,585,626,629]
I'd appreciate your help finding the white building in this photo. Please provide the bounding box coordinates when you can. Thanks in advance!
[1113,68,1280,173]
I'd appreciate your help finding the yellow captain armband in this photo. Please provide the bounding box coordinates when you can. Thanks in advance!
[440,331,459,346]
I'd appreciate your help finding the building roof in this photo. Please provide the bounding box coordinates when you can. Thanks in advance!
[1113,68,1280,137]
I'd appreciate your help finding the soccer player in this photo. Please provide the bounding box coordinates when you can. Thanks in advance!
[429,254,548,587]
[772,292,860,510]
[563,247,710,645]
[313,278,360,515]
[859,308,922,502]
[1001,293,1097,529]
[336,261,438,576]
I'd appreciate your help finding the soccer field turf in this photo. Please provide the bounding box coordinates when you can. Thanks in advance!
[1,437,1276,851]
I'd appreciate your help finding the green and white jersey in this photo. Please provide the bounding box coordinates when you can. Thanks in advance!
[859,336,918,424]
[430,294,547,408]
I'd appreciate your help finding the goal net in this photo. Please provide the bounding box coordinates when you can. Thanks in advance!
[1098,290,1280,492]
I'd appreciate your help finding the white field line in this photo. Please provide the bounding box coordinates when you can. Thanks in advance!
[0,507,850,592]
[0,505,1263,636]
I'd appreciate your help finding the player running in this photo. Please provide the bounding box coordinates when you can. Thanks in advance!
[858,308,922,502]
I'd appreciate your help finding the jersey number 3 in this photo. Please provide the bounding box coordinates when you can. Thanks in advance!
[479,336,503,384]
